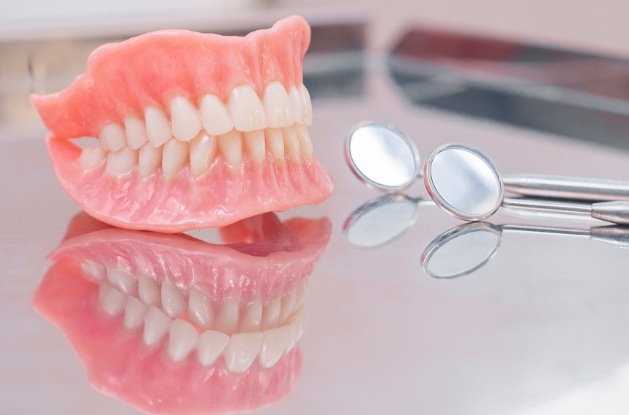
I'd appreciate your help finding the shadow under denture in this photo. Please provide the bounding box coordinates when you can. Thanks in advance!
[32,211,331,415]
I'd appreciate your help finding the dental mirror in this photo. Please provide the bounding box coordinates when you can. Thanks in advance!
[345,123,421,192]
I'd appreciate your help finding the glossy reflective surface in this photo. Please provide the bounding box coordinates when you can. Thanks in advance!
[5,24,629,415]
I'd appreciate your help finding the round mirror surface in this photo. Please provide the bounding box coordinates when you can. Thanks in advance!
[422,222,501,278]
[346,123,420,191]
[426,145,503,220]
[344,195,418,248]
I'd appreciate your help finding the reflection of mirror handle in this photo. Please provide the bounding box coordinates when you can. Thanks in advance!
[501,224,629,248]
[502,199,629,225]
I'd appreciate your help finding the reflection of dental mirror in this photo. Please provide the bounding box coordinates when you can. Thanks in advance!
[343,195,432,248]
[345,123,421,192]
[422,221,629,279]
[424,144,629,225]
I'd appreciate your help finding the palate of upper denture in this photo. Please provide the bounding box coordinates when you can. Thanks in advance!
[32,212,331,415]
[30,16,332,233]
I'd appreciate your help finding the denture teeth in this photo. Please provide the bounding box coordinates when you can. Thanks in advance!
[283,127,300,160]
[218,129,242,170]
[99,122,127,152]
[145,106,172,147]
[259,326,290,368]
[262,297,281,329]
[162,138,188,178]
[300,84,313,125]
[289,85,306,125]
[223,332,264,373]
[81,260,106,281]
[124,116,148,150]
[228,85,267,132]
[188,287,214,328]
[197,330,230,367]
[240,301,263,332]
[107,147,137,174]
[280,289,298,320]
[168,319,199,362]
[138,274,161,307]
[80,147,106,170]
[265,128,285,161]
[243,130,266,165]
[170,96,202,142]
[161,281,187,318]
[99,282,126,316]
[263,81,295,128]
[189,132,217,177]
[107,268,136,295]
[200,94,233,135]
[143,306,170,347]
[215,297,240,334]
[295,125,313,158]
[138,142,162,177]
[124,296,148,330]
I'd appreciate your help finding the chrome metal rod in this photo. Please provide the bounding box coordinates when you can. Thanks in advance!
[503,174,629,202]
[501,198,629,225]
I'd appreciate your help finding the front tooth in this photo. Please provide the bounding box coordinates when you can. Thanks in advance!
[170,96,201,142]
[107,147,137,174]
[162,138,188,178]
[200,94,233,135]
[124,117,148,150]
[138,142,162,177]
[188,287,214,328]
[289,85,307,125]
[283,127,300,160]
[215,297,240,334]
[218,130,242,170]
[265,128,285,161]
[124,296,147,330]
[295,280,309,309]
[98,282,126,316]
[259,326,290,368]
[263,81,295,128]
[299,84,313,125]
[161,281,186,318]
[295,125,313,158]
[240,301,263,332]
[243,130,266,165]
[189,132,217,177]
[280,289,297,320]
[168,319,199,362]
[138,274,161,307]
[228,85,267,132]
[80,147,106,170]
[197,330,230,366]
[262,297,281,329]
[145,106,172,147]
[107,268,136,295]
[223,332,264,373]
[143,306,170,347]
[99,122,127,152]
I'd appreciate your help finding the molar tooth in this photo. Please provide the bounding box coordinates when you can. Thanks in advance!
[223,332,264,373]
[189,132,217,177]
[107,268,136,296]
[145,106,172,147]
[143,306,170,347]
[200,94,233,135]
[168,319,199,362]
[197,330,230,367]
[289,85,307,125]
[295,125,313,158]
[263,81,295,128]
[98,282,126,316]
[243,130,266,165]
[79,147,106,170]
[215,297,240,334]
[107,147,137,175]
[218,130,242,170]
[124,117,148,150]
[170,96,201,142]
[99,122,127,152]
[188,287,214,329]
[161,281,186,318]
[265,128,285,161]
[138,274,161,307]
[228,84,267,132]
[299,84,313,125]
[162,138,188,178]
[240,301,263,332]
[138,142,162,177]
[259,326,290,368]
[124,296,147,330]
[283,127,300,161]
[262,297,281,329]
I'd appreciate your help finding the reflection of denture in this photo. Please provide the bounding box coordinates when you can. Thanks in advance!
[30,16,333,232]
[33,212,331,414]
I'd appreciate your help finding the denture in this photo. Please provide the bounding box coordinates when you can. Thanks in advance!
[33,212,331,414]
[30,16,333,232]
